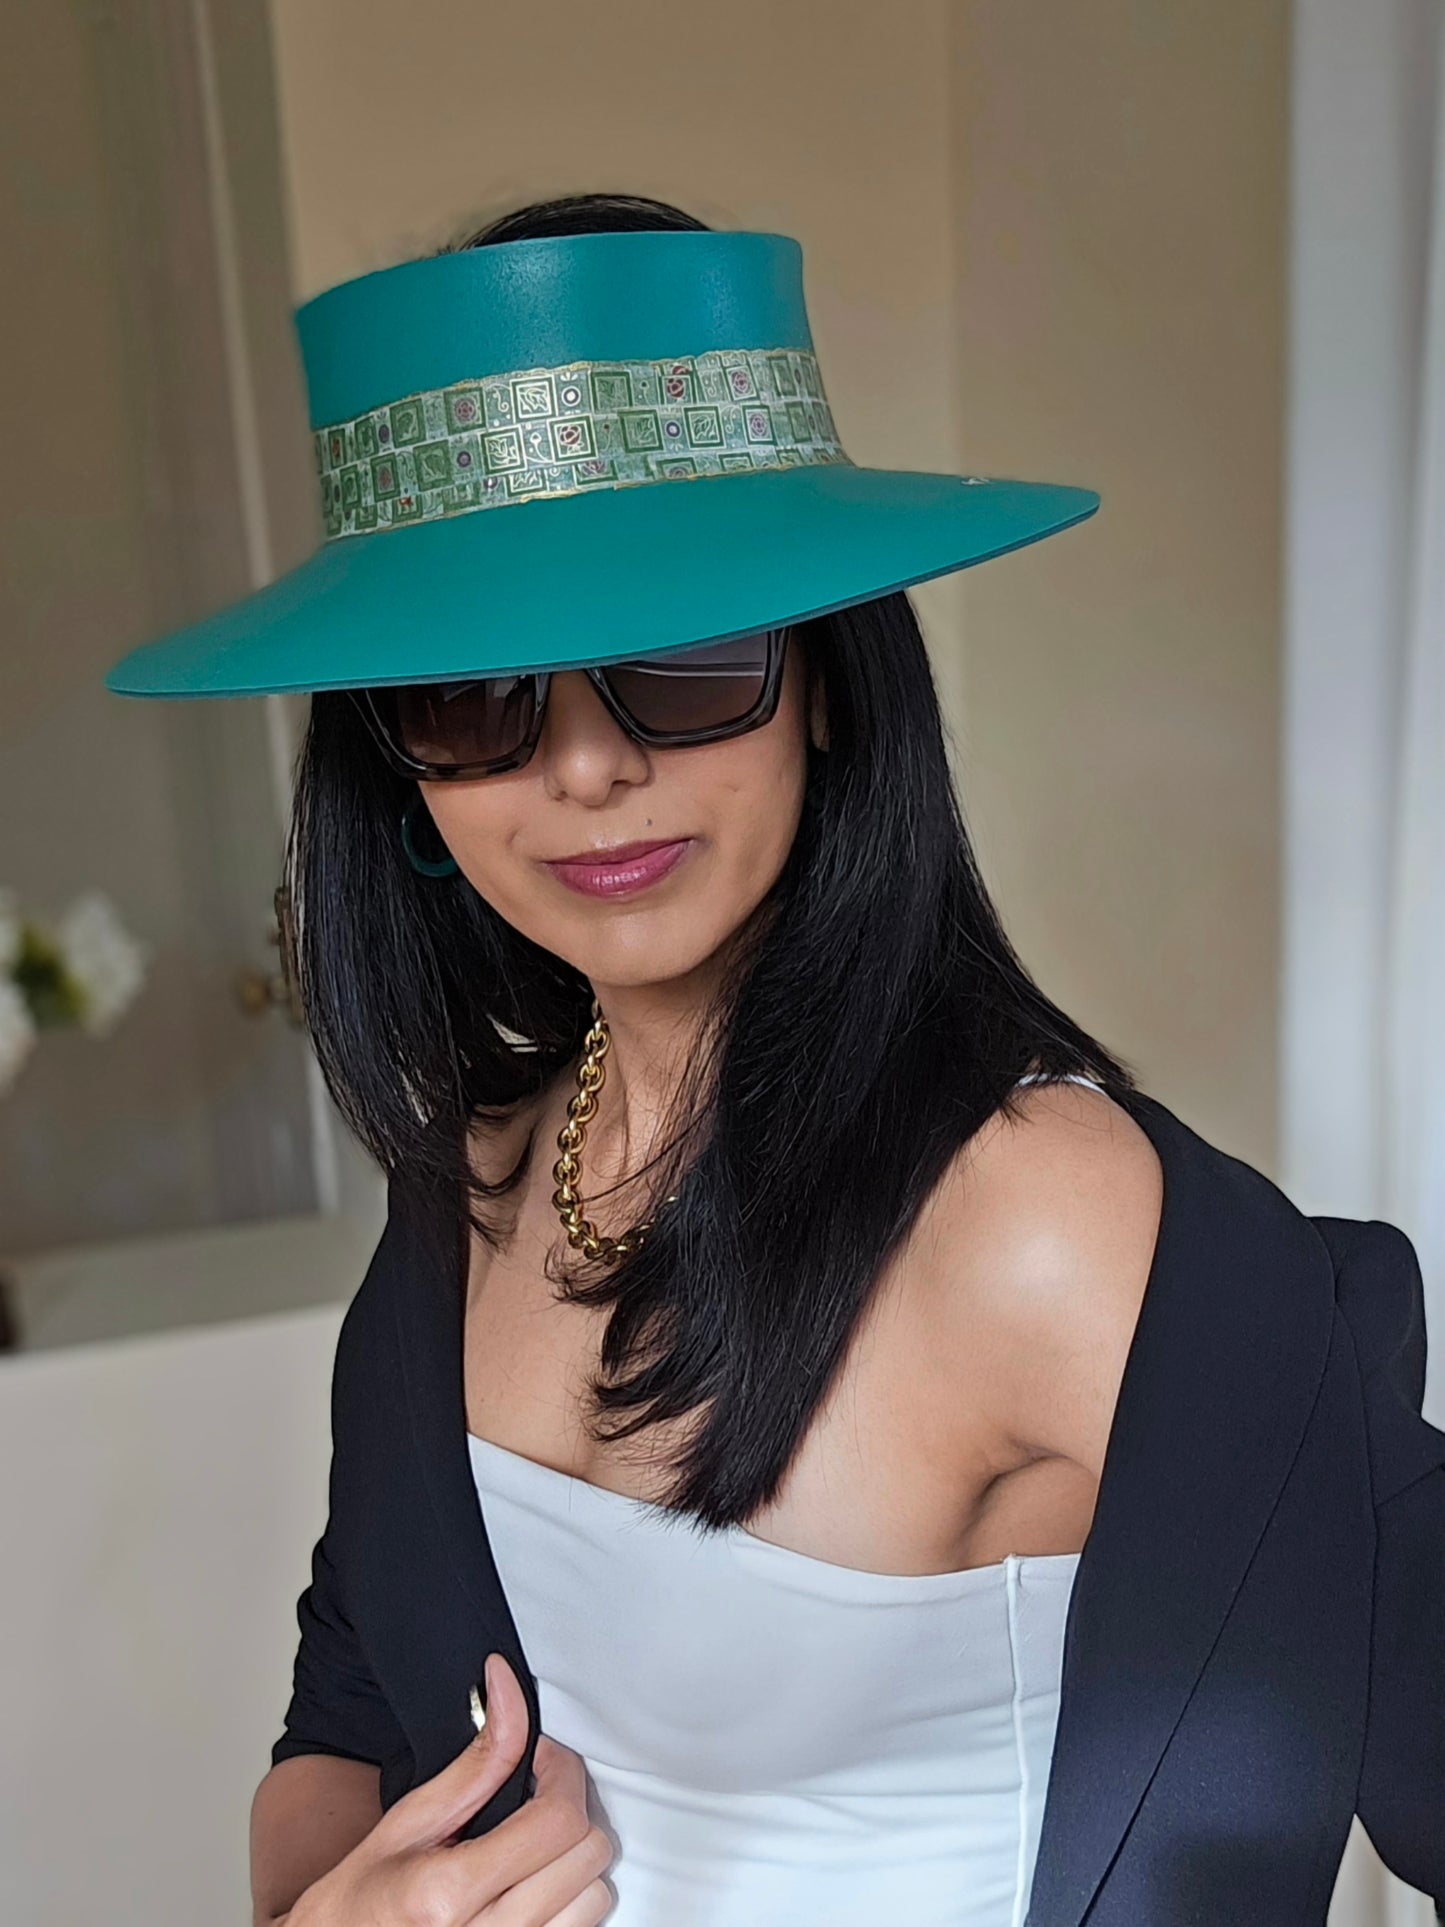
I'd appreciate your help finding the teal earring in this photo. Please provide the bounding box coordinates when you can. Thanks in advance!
[400,793,460,877]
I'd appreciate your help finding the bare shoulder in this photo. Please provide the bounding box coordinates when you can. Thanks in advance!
[923,1082,1165,1478]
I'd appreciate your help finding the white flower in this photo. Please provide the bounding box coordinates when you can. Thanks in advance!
[0,973,36,1094]
[0,886,19,974]
[54,890,151,1037]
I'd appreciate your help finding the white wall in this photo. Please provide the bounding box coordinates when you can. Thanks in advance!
[0,1301,345,1926]
[1284,0,1442,1219]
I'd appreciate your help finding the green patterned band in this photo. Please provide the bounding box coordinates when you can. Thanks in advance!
[315,346,850,539]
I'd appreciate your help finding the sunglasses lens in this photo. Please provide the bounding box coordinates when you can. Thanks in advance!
[364,631,780,771]
[376,675,540,770]
[603,632,775,735]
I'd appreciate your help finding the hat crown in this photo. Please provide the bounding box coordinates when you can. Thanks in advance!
[295,229,814,429]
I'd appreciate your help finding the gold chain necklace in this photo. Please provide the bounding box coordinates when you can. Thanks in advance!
[551,998,678,1264]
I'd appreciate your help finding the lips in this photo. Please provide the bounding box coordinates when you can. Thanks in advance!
[547,838,680,864]
[541,837,695,899]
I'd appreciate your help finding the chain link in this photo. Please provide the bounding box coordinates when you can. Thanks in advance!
[551,997,678,1264]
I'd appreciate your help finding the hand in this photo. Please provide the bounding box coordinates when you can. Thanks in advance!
[286,1652,614,1925]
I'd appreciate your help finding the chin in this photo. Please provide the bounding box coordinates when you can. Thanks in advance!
[565,921,735,989]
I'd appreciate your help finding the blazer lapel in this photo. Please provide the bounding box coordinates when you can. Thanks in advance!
[1024,1092,1336,1927]
[389,1168,540,1753]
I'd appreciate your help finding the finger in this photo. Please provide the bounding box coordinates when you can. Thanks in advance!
[377,1651,532,1850]
[539,1881,616,1927]
[530,1733,589,1812]
[437,1732,599,1907]
[466,1820,614,1925]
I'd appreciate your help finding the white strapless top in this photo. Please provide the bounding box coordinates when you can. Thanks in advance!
[467,1072,1100,1926]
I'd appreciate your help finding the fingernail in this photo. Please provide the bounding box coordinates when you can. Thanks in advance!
[470,1657,493,1734]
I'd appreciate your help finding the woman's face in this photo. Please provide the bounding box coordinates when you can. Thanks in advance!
[419,636,828,992]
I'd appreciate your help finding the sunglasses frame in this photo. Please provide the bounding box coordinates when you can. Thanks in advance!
[348,626,793,781]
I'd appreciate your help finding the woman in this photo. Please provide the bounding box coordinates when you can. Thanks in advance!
[105,194,1444,1926]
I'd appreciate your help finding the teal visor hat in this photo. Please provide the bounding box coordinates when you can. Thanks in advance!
[102,228,1099,700]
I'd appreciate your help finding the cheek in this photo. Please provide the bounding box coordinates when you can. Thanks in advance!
[700,732,809,895]
[415,787,525,905]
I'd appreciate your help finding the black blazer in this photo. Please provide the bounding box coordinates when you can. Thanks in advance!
[269,1090,1445,1923]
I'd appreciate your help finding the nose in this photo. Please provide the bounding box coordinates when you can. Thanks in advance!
[535,669,650,804]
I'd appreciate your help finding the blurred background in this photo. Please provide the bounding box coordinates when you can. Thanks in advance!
[0,1,1441,1921]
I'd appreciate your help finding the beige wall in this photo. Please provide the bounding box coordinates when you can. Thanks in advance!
[267,0,1287,1168]
[949,1,1289,1169]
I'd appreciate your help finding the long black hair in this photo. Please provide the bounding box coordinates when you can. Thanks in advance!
[286,190,1141,1532]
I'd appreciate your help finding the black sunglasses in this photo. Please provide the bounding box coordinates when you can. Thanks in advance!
[349,627,791,780]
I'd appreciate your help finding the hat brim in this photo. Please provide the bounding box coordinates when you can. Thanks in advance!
[103,465,1098,698]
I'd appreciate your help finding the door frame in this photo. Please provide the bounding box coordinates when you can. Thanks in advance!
[77,0,381,1226]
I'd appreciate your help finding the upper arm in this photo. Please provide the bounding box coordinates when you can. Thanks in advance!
[257,1222,413,1915]
[270,1210,412,1779]
[250,1749,383,1924]
[269,1516,409,1775]
[935,1083,1165,1477]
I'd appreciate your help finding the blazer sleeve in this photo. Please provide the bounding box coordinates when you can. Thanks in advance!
[269,1210,411,1777]
[269,1514,408,1774]
[1331,1217,1445,1906]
